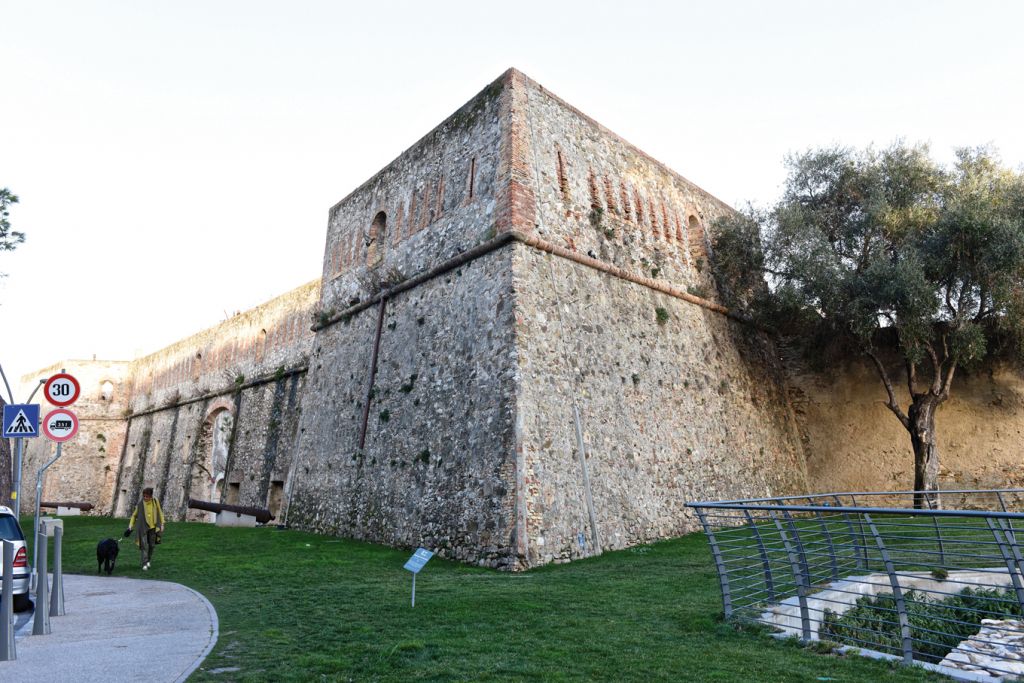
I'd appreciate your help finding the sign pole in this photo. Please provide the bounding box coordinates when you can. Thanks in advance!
[12,439,22,518]
[403,548,433,608]
[15,379,45,518]
[31,442,61,592]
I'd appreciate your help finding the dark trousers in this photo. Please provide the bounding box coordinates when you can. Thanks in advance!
[140,529,157,565]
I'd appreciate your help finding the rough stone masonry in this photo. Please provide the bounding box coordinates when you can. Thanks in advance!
[279,68,809,569]
[21,69,1024,569]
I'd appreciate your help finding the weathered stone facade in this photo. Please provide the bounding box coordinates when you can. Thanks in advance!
[280,69,809,569]
[16,360,131,515]
[19,282,319,520]
[18,69,1021,570]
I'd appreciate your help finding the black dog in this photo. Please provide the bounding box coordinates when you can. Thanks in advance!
[96,538,119,575]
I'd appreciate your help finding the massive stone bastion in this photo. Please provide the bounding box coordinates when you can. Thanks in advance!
[21,70,1022,570]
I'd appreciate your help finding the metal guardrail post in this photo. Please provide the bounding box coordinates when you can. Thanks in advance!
[986,518,1024,614]
[931,516,947,566]
[742,508,776,602]
[831,494,865,570]
[997,492,1016,545]
[862,513,913,664]
[0,540,15,661]
[811,503,839,582]
[694,507,732,618]
[847,494,871,570]
[49,525,64,617]
[31,528,50,635]
[771,510,811,642]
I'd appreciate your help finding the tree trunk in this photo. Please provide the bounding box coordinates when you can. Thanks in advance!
[908,395,942,509]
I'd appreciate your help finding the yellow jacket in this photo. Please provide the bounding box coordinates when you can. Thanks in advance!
[129,498,165,530]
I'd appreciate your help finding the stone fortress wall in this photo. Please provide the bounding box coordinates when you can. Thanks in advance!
[283,73,522,566]
[15,360,131,516]
[281,69,809,569]
[18,281,319,521]
[508,73,808,565]
[14,69,1024,570]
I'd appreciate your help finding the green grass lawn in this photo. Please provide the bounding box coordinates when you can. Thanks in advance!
[36,516,950,682]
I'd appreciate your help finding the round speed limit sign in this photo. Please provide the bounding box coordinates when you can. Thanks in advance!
[44,373,80,407]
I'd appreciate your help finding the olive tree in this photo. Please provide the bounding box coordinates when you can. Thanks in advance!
[0,188,22,264]
[713,144,1024,506]
[0,188,23,500]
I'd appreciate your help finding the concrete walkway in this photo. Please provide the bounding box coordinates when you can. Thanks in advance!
[0,574,218,683]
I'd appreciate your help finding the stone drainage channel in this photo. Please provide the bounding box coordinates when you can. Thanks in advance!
[761,569,1024,681]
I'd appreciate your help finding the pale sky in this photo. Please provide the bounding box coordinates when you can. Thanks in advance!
[1,1,1021,389]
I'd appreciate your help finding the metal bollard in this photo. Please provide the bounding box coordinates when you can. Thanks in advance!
[49,525,64,617]
[0,540,16,660]
[31,529,50,636]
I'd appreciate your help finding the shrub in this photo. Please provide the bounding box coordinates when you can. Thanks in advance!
[821,587,1023,663]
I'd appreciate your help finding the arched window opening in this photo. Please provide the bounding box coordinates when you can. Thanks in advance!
[688,215,706,265]
[100,381,114,401]
[366,211,387,267]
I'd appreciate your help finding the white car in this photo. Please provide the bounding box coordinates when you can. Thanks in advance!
[0,506,32,612]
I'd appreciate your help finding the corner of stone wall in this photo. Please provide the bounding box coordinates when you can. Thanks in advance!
[494,69,537,237]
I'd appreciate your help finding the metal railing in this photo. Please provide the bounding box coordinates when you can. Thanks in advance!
[687,490,1024,680]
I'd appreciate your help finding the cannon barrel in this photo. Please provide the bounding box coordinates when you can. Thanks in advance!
[187,498,274,524]
[40,501,94,511]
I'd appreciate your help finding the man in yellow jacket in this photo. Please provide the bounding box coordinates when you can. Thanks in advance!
[126,487,165,571]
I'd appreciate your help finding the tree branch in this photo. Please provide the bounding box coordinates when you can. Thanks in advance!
[956,279,973,322]
[905,358,918,398]
[974,283,989,322]
[866,350,911,429]
[944,283,957,320]
[940,358,958,401]
[925,342,942,394]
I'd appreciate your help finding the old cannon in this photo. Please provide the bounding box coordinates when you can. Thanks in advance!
[40,501,94,516]
[187,498,274,527]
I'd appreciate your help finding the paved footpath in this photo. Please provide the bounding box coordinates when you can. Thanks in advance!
[0,574,218,683]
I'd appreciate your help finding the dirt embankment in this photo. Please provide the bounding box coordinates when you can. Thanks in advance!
[789,359,1024,494]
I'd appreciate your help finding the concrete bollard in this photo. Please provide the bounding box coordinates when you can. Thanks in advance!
[0,540,16,660]
[31,529,49,636]
[49,525,64,617]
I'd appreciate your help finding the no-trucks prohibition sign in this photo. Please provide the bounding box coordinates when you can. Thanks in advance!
[44,373,80,407]
[42,408,79,442]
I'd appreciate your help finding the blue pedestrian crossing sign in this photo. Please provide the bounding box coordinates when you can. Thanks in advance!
[2,404,40,438]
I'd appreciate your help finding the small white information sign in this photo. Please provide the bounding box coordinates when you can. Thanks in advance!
[403,547,434,607]
[403,548,434,574]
